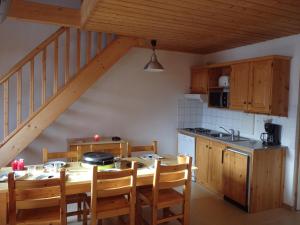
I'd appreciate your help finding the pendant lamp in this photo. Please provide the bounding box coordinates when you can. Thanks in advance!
[144,40,164,72]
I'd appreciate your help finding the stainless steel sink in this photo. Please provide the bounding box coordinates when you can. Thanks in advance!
[218,136,250,142]
[209,133,231,138]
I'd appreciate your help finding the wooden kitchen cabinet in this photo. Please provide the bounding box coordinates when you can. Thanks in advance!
[250,149,285,212]
[248,58,290,116]
[196,136,225,192]
[230,62,250,111]
[190,67,209,94]
[247,59,273,114]
[229,56,290,116]
[195,135,286,213]
[223,149,249,208]
[209,141,226,193]
[196,136,210,185]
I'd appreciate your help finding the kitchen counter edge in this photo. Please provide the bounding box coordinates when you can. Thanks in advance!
[178,129,287,153]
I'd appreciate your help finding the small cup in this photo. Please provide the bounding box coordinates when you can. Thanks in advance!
[114,157,121,169]
[27,165,37,176]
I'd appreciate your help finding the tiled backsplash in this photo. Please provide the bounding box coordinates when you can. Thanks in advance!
[201,103,255,137]
[177,100,296,147]
[177,99,202,128]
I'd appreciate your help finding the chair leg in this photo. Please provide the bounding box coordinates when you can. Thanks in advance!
[136,198,143,225]
[91,214,97,225]
[129,205,135,225]
[97,219,102,225]
[151,207,158,225]
[183,202,190,225]
[82,200,88,225]
[77,200,82,221]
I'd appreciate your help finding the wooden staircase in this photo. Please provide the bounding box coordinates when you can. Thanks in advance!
[0,27,137,166]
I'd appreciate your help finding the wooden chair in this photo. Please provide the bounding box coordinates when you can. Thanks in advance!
[42,148,80,163]
[89,161,138,225]
[8,169,67,225]
[42,147,88,224]
[127,141,158,157]
[77,142,127,160]
[137,156,192,225]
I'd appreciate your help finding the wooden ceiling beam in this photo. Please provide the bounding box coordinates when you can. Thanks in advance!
[7,0,80,27]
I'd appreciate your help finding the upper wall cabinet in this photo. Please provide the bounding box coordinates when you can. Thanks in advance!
[191,55,290,117]
[230,62,250,111]
[190,67,209,94]
[229,57,290,116]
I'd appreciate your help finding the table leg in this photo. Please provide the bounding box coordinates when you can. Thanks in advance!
[0,192,7,225]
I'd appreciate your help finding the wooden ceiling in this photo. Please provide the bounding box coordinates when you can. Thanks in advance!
[7,0,300,53]
[81,0,300,53]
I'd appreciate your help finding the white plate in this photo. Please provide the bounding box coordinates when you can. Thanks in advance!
[43,161,66,169]
[0,170,28,182]
[139,153,164,160]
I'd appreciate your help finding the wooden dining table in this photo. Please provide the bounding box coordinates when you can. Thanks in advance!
[0,155,191,225]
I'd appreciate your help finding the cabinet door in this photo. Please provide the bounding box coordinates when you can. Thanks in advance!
[223,149,249,207]
[248,60,273,114]
[208,141,225,193]
[230,63,250,111]
[196,137,210,184]
[191,68,209,94]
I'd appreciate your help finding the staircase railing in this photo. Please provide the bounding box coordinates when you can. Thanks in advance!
[0,27,115,144]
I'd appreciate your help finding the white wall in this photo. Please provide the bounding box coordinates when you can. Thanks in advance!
[17,47,201,162]
[0,20,59,75]
[179,34,300,207]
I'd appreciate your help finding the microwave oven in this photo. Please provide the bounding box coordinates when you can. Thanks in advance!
[209,89,229,108]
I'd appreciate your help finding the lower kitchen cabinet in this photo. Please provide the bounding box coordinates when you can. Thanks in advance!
[250,149,286,212]
[223,149,249,208]
[195,136,286,213]
[209,141,225,193]
[196,137,225,193]
[196,137,210,185]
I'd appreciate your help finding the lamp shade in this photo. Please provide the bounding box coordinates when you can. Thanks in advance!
[144,52,164,72]
[144,40,164,72]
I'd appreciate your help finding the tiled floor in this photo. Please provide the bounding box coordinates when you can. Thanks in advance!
[69,182,300,225]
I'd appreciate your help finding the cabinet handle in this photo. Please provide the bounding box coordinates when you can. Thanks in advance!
[206,145,209,148]
[243,101,247,104]
[248,102,252,104]
[221,149,224,164]
[209,147,212,149]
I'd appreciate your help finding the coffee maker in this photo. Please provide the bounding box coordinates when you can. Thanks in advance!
[260,123,281,146]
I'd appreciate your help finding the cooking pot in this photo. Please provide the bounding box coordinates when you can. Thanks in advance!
[81,152,115,170]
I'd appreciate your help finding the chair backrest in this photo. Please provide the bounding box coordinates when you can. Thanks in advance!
[152,156,192,205]
[42,147,79,163]
[77,143,126,160]
[127,140,158,157]
[90,161,137,217]
[8,170,66,225]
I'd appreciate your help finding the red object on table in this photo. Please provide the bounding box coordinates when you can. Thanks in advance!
[93,134,101,142]
[11,160,18,171]
[17,159,25,170]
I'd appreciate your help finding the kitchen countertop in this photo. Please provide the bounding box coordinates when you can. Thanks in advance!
[178,129,287,152]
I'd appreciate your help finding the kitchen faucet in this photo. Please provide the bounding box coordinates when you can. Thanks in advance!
[220,126,235,141]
